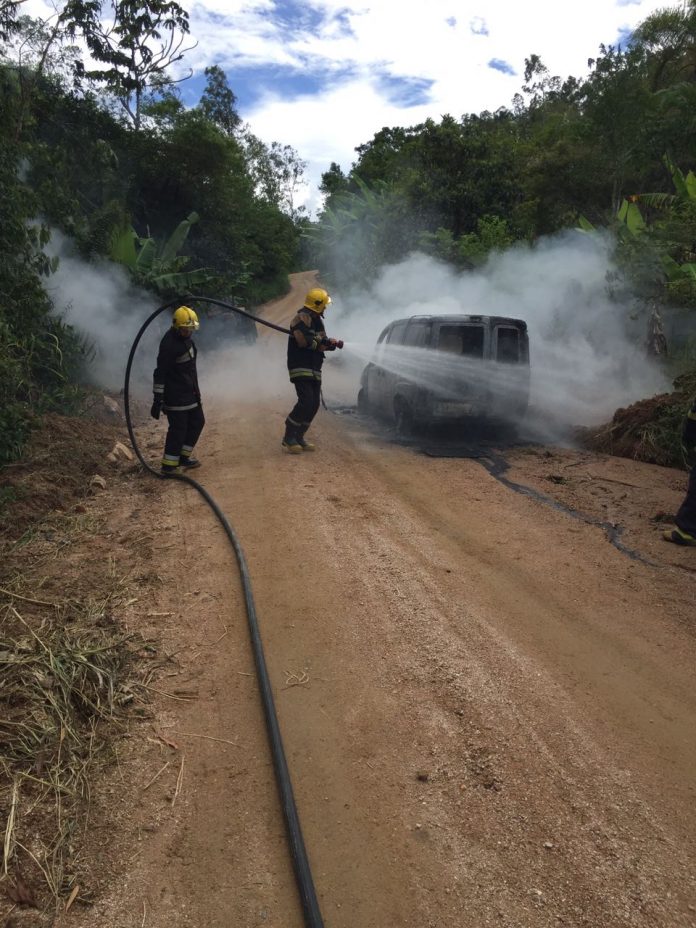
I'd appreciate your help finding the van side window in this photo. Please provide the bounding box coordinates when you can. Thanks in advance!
[403,321,429,348]
[374,326,389,362]
[387,322,408,345]
[437,325,484,358]
[495,326,520,363]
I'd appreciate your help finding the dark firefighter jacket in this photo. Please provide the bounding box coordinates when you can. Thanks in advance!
[287,308,332,382]
[153,328,200,411]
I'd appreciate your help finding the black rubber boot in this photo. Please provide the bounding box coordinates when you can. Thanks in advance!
[282,419,302,454]
[296,426,316,451]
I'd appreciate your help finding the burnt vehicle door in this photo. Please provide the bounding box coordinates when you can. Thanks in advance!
[392,317,432,421]
[491,321,530,417]
[429,319,488,412]
[360,325,389,415]
[375,319,408,416]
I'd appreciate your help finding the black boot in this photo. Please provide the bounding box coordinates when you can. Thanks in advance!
[282,419,302,454]
[296,426,316,451]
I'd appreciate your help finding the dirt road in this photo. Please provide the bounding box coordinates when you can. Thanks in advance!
[61,273,695,928]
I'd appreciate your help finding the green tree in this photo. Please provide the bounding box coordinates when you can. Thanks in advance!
[62,0,194,129]
[319,162,348,200]
[0,119,86,462]
[198,64,240,137]
[0,0,23,40]
[580,44,653,212]
[239,128,307,217]
[632,0,696,89]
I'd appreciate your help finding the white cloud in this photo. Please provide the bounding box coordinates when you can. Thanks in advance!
[184,0,669,213]
[21,0,669,213]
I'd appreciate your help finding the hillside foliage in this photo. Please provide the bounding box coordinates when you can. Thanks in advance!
[0,1,307,463]
[1,0,695,465]
[308,2,696,316]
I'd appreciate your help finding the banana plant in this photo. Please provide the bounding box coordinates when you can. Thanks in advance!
[109,211,215,294]
[579,157,696,287]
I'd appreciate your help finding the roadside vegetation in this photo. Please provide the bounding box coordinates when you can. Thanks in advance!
[305,2,696,462]
[0,0,305,466]
[1,1,695,463]
[310,8,696,308]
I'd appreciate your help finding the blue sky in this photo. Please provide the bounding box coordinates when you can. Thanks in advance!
[181,0,669,212]
[27,0,671,213]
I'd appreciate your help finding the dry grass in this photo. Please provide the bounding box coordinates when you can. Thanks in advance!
[582,370,696,468]
[0,554,145,908]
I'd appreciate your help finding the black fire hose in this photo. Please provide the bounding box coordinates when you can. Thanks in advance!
[123,297,325,928]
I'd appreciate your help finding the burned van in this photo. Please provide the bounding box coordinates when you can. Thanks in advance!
[357,314,530,432]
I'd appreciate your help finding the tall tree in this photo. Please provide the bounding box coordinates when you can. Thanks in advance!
[62,0,194,129]
[632,0,696,89]
[319,162,348,200]
[0,0,24,40]
[198,64,240,137]
[239,128,306,217]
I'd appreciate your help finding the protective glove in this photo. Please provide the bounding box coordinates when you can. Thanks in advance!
[150,397,163,420]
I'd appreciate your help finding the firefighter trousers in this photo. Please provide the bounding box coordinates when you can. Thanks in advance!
[163,405,205,467]
[285,379,321,439]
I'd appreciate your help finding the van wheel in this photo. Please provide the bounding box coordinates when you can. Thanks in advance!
[357,387,369,415]
[394,398,414,436]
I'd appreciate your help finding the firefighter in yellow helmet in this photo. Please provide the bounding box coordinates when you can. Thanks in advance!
[282,287,343,453]
[151,306,205,475]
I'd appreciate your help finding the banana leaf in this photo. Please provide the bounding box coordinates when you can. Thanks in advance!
[159,211,200,265]
[135,237,157,273]
[109,226,138,267]
[617,199,647,234]
[150,267,214,293]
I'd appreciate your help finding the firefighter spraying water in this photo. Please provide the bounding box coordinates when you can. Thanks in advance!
[282,287,344,454]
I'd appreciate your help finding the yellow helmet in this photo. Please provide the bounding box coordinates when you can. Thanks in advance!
[172,305,199,331]
[303,288,332,313]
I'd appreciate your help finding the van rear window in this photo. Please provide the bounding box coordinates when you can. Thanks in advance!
[495,326,521,363]
[437,325,484,358]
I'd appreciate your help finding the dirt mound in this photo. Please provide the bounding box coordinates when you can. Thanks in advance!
[581,371,696,468]
[0,410,128,541]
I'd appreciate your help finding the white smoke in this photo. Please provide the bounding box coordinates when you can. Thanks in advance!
[203,338,289,404]
[41,227,670,442]
[43,230,291,406]
[45,230,162,394]
[326,231,670,435]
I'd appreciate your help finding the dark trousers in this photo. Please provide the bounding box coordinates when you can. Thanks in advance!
[676,464,696,536]
[163,405,205,465]
[285,379,321,439]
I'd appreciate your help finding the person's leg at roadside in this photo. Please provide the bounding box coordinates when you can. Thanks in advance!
[162,409,188,475]
[665,464,696,546]
[283,380,314,453]
[180,406,205,469]
[296,380,322,451]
